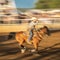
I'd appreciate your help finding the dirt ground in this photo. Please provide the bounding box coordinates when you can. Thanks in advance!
[0,31,60,60]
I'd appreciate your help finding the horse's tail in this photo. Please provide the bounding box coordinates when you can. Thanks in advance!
[8,32,15,40]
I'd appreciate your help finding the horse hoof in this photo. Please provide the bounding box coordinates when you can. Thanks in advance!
[21,49,26,53]
[31,49,36,52]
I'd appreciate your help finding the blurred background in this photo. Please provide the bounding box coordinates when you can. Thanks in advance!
[0,0,60,24]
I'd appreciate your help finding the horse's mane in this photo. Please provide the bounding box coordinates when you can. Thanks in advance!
[37,27,43,31]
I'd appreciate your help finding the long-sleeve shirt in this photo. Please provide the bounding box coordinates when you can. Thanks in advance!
[28,21,38,29]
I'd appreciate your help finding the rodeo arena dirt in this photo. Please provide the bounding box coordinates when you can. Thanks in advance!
[0,29,60,60]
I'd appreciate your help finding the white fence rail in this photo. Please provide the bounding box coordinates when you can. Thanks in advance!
[0,23,60,32]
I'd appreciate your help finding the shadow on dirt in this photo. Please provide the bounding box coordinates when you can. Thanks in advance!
[0,41,60,60]
[50,30,60,33]
[14,43,60,60]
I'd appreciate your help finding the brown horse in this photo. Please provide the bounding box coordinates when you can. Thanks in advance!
[15,26,50,53]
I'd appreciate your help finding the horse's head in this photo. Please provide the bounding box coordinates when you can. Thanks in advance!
[38,26,51,36]
[43,26,51,36]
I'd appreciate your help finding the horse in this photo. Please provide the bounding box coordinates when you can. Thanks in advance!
[15,26,50,53]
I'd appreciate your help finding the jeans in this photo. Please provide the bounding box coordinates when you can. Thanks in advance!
[28,29,33,41]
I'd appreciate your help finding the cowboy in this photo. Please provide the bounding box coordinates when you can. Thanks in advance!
[27,17,39,44]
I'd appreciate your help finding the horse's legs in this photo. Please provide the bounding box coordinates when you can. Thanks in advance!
[33,42,38,51]
[16,35,25,48]
[17,38,24,48]
[32,38,38,52]
[18,40,26,53]
[30,41,38,53]
[16,33,27,53]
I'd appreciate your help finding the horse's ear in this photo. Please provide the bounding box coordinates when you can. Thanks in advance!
[44,26,48,29]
